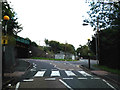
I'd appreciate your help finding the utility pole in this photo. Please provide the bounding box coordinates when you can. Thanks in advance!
[96,17,99,65]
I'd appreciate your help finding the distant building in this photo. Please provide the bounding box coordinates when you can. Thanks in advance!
[55,51,75,60]
[55,51,65,59]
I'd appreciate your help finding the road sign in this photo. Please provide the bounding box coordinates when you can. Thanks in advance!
[2,36,8,44]
[1,40,8,44]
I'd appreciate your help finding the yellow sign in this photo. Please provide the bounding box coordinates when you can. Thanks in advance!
[2,40,8,44]
[1,36,8,44]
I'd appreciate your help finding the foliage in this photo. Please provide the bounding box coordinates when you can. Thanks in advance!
[44,39,75,54]
[2,2,23,36]
[84,1,120,30]
[94,64,120,75]
[31,41,38,47]
[86,2,120,69]
[76,45,95,59]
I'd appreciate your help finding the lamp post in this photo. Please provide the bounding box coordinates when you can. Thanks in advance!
[2,15,9,85]
[82,21,99,65]
[96,17,99,65]
[88,38,91,69]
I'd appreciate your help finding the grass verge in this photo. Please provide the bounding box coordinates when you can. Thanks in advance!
[31,57,77,61]
[93,64,120,75]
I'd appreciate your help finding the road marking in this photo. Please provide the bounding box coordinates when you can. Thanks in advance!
[59,79,73,90]
[54,65,56,67]
[102,79,116,90]
[78,71,92,77]
[34,71,46,77]
[91,77,100,79]
[23,79,34,82]
[15,82,20,90]
[63,78,73,80]
[65,71,76,76]
[69,69,74,70]
[78,77,87,80]
[51,71,60,77]
[45,78,56,81]
[30,68,36,71]
[51,69,58,70]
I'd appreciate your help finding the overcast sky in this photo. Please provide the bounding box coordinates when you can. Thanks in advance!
[8,0,95,49]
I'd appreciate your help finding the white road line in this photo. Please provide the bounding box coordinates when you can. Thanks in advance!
[45,78,56,81]
[69,69,74,71]
[30,68,36,71]
[54,65,56,67]
[78,71,92,77]
[15,82,20,90]
[51,71,60,77]
[23,79,34,82]
[102,79,116,90]
[91,77,100,79]
[65,71,76,76]
[51,69,58,70]
[63,78,73,80]
[59,79,73,90]
[78,78,87,80]
[34,71,46,77]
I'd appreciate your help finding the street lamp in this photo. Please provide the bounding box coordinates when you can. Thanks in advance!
[82,22,99,65]
[88,38,91,69]
[2,15,9,85]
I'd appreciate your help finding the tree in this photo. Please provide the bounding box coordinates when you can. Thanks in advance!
[84,1,120,30]
[44,39,75,54]
[2,2,23,36]
[85,1,120,69]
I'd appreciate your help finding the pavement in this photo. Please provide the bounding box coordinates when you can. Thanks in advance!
[80,63,120,89]
[3,59,33,89]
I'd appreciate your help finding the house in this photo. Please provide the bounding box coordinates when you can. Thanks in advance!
[55,51,75,60]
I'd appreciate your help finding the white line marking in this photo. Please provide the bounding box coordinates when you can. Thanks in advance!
[91,77,100,79]
[15,82,20,90]
[63,78,73,80]
[45,78,56,81]
[78,71,92,76]
[69,69,74,70]
[59,69,66,70]
[30,69,36,71]
[51,71,60,77]
[23,79,34,82]
[34,71,46,77]
[51,69,58,70]
[65,71,76,76]
[59,79,73,90]
[102,79,116,90]
[78,78,87,79]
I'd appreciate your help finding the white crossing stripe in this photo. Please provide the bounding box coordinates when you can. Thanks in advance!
[23,79,34,82]
[63,78,73,80]
[91,77,100,79]
[51,71,60,77]
[45,78,56,81]
[65,71,76,76]
[78,71,92,77]
[34,71,46,77]
[78,78,87,80]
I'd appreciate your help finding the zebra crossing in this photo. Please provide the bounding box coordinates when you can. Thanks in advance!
[33,70,93,78]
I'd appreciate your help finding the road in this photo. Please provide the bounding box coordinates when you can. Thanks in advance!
[12,59,117,90]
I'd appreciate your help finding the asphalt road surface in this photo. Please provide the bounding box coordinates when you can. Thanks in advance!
[12,59,117,90]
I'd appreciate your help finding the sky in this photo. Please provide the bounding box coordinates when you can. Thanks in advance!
[8,0,95,49]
